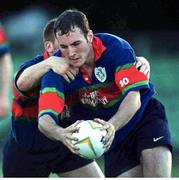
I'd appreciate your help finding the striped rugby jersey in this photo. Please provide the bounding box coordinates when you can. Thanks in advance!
[39,33,156,150]
[11,51,51,149]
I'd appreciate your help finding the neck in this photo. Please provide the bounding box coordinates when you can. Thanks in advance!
[81,45,95,76]
[84,45,95,67]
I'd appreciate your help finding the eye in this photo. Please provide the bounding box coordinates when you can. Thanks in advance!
[72,41,81,47]
[60,45,68,49]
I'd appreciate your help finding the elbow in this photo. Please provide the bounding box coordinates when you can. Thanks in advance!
[16,78,24,91]
[16,76,29,92]
[38,119,45,134]
[134,91,141,113]
[136,98,141,112]
[128,91,141,112]
[38,116,49,135]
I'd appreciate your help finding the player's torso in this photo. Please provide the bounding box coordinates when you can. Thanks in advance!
[62,34,126,122]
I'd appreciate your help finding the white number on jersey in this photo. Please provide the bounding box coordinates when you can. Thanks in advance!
[119,77,129,87]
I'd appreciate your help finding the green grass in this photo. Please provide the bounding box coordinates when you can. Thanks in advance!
[0,53,179,177]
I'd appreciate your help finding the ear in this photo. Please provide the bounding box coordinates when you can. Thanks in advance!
[87,30,93,43]
[44,41,53,53]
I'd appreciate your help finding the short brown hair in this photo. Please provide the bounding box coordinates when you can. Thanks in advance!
[43,18,57,43]
[54,9,90,38]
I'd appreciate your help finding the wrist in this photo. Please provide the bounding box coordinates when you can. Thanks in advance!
[54,126,64,142]
[43,57,53,71]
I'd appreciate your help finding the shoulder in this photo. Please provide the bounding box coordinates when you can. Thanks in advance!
[53,49,62,57]
[95,33,136,65]
[95,33,133,50]
[19,54,44,69]
[42,70,66,85]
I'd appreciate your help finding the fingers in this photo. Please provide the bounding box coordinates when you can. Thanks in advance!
[61,121,83,154]
[65,71,76,81]
[62,74,71,83]
[139,63,146,73]
[68,66,79,76]
[135,60,142,69]
[65,138,80,154]
[63,67,79,82]
[94,118,115,152]
[135,56,150,79]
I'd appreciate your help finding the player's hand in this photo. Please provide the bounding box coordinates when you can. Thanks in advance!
[0,100,8,120]
[94,118,115,152]
[58,120,82,154]
[62,66,79,83]
[48,56,79,82]
[48,56,69,74]
[135,56,150,79]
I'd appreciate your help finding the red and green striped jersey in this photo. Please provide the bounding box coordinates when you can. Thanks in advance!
[11,51,51,149]
[39,33,155,150]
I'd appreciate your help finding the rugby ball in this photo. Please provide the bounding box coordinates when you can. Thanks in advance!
[72,120,107,159]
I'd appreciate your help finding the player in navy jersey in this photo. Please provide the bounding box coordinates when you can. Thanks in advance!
[4,13,164,177]
[0,22,13,119]
[36,9,171,177]
[3,18,104,178]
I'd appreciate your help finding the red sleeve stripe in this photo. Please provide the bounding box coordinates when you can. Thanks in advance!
[40,87,64,100]
[115,65,148,93]
[39,92,64,114]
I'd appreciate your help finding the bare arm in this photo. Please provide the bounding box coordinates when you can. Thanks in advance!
[95,91,141,150]
[17,56,78,92]
[38,114,80,154]
[0,53,13,119]
[109,91,141,130]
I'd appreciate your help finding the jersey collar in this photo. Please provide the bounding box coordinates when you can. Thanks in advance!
[43,51,50,60]
[92,36,107,62]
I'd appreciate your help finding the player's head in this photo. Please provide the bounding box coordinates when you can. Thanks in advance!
[54,9,94,67]
[43,18,59,56]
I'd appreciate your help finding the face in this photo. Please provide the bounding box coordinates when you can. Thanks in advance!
[56,27,93,67]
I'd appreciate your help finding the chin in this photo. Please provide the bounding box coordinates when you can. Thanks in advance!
[72,61,84,67]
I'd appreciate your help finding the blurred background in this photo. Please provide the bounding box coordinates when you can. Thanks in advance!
[0,0,179,177]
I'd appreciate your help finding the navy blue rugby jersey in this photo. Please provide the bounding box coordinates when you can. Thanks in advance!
[38,33,155,150]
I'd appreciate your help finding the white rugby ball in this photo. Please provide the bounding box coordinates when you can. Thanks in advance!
[72,120,107,159]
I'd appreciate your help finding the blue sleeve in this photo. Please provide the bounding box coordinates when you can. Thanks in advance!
[39,71,66,122]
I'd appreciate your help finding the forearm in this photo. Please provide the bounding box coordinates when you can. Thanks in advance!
[38,114,63,141]
[0,54,13,100]
[109,91,141,131]
[17,58,52,91]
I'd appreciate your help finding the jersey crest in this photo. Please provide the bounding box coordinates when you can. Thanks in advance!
[94,67,106,82]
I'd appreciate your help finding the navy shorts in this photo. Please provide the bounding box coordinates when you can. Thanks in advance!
[3,128,93,177]
[104,98,172,177]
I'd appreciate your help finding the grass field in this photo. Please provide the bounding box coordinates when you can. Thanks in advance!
[0,53,179,177]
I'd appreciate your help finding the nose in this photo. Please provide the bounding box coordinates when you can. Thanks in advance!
[68,46,76,58]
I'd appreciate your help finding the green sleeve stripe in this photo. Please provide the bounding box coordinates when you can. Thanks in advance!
[115,63,133,73]
[122,80,148,95]
[40,87,64,99]
[39,109,59,117]
[103,80,148,108]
